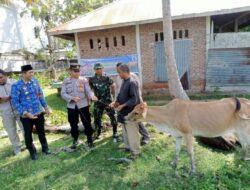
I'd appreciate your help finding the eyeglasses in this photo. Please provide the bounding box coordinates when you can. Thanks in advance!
[73,70,80,73]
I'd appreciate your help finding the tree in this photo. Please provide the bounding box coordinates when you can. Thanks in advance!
[21,0,112,78]
[162,0,189,100]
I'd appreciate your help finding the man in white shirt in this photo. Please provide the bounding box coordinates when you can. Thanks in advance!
[0,69,24,155]
[115,62,150,145]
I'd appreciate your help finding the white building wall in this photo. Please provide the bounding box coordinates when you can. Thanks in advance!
[211,32,250,48]
[0,5,23,53]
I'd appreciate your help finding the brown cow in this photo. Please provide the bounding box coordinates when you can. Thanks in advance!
[126,98,250,175]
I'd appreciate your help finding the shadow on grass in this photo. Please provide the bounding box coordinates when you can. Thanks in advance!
[0,132,133,190]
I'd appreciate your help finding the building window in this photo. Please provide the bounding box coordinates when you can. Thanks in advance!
[97,39,101,49]
[105,37,109,48]
[155,33,159,42]
[160,32,164,41]
[121,35,126,46]
[179,30,183,39]
[89,39,94,49]
[173,31,177,39]
[113,37,117,47]
[185,29,189,38]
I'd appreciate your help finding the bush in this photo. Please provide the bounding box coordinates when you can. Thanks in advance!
[58,71,69,82]
[9,72,51,88]
[9,73,21,80]
[34,72,51,88]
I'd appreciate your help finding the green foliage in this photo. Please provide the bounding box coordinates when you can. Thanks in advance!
[34,50,47,61]
[34,72,51,88]
[9,73,21,80]
[58,71,69,82]
[60,0,115,22]
[65,50,75,60]
[9,72,51,88]
[239,25,250,32]
[21,0,115,66]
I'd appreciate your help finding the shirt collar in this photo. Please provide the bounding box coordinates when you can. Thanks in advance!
[22,78,34,84]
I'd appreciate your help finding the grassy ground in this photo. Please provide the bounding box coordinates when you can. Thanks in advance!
[0,89,250,190]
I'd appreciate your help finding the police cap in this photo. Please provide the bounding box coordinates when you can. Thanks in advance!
[70,63,81,70]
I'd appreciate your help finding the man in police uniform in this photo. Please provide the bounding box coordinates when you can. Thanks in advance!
[0,69,24,155]
[61,63,97,148]
[89,63,118,141]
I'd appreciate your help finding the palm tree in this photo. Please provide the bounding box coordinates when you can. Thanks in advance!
[162,0,189,100]
[162,0,236,150]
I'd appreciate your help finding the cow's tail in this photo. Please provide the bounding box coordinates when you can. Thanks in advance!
[235,97,250,120]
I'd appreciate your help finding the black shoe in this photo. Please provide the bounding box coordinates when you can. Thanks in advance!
[118,147,130,152]
[30,153,38,160]
[113,134,118,143]
[95,127,102,139]
[141,139,150,146]
[42,149,51,155]
[70,139,78,149]
[88,142,95,148]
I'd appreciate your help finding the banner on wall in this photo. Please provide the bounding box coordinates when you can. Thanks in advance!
[79,54,139,77]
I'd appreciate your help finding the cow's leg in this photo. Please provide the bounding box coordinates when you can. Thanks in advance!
[171,136,182,169]
[241,143,250,161]
[236,129,250,161]
[184,134,196,176]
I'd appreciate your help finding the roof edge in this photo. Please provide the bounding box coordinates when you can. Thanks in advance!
[49,5,250,36]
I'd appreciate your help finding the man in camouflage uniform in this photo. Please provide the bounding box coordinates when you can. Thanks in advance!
[89,63,118,141]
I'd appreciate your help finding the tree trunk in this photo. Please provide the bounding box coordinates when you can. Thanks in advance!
[162,0,189,100]
[46,29,57,79]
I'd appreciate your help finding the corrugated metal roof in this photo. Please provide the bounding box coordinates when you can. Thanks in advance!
[49,0,250,35]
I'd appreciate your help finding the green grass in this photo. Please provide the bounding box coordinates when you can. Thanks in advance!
[44,89,68,125]
[0,90,250,190]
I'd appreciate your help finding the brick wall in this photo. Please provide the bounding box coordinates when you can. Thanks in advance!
[78,26,136,58]
[77,17,207,92]
[140,17,207,92]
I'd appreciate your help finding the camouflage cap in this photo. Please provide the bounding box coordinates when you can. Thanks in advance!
[94,63,104,70]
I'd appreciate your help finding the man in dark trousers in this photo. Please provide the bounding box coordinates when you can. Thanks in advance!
[115,62,150,145]
[89,63,118,142]
[11,65,51,160]
[110,64,141,159]
[61,63,97,148]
